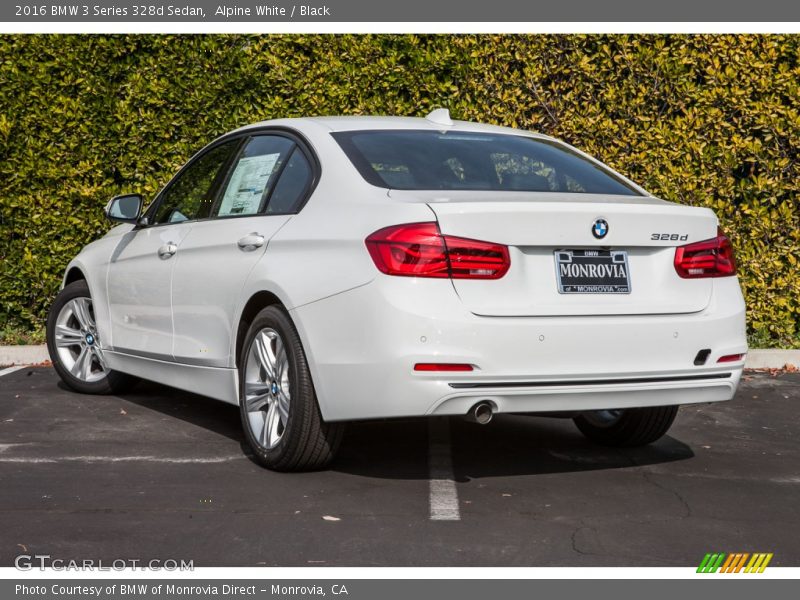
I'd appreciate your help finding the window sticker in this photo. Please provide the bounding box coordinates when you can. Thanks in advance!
[218,153,280,216]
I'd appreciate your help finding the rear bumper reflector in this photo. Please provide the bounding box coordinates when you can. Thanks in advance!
[415,363,474,372]
[717,353,746,363]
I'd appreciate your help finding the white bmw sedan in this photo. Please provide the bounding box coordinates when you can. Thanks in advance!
[46,110,747,471]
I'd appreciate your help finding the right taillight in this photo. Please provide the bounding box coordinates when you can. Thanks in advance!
[674,229,737,279]
[365,222,510,279]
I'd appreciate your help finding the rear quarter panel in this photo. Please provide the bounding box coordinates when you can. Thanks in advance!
[231,126,438,395]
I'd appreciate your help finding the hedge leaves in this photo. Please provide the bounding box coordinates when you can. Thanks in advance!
[1,35,798,344]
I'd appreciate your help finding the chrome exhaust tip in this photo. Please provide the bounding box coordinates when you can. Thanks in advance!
[466,401,494,425]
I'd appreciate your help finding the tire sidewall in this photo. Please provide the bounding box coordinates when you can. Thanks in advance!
[574,406,678,447]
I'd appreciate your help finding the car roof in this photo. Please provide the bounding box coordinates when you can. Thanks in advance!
[231,115,549,139]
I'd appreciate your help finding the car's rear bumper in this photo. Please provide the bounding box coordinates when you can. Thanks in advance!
[291,276,747,421]
[426,370,739,416]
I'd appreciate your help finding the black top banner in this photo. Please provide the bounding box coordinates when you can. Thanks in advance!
[4,0,800,22]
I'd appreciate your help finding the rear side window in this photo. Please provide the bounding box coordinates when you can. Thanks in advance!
[266,148,313,214]
[215,135,294,217]
[332,130,640,196]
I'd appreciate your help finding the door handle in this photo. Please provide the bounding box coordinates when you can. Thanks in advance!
[237,233,265,252]
[158,242,177,259]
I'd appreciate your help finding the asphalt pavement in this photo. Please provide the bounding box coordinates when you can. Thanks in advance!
[0,366,798,567]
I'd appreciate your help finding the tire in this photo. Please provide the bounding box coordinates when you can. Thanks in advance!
[239,305,344,471]
[46,280,136,395]
[573,406,679,447]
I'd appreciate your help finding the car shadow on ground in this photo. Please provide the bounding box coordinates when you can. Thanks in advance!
[57,378,244,443]
[69,378,695,480]
[333,413,694,481]
[450,414,694,481]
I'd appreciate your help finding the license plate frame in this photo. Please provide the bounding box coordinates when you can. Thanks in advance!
[554,249,631,294]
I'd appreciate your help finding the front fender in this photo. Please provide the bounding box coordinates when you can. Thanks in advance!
[59,239,117,349]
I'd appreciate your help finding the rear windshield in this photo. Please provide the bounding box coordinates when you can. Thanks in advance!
[332,130,641,195]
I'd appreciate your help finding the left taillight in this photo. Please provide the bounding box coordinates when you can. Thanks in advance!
[365,222,510,279]
[674,228,737,279]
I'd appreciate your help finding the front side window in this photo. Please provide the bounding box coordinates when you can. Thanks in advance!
[332,130,641,196]
[215,135,294,218]
[152,140,239,225]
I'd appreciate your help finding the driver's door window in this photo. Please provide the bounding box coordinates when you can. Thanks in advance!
[152,140,239,225]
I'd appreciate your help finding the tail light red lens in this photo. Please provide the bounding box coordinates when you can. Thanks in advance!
[365,222,449,278]
[366,222,509,279]
[445,235,511,279]
[674,229,737,279]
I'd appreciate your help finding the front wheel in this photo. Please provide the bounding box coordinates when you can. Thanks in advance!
[573,406,679,447]
[239,305,344,471]
[46,280,136,394]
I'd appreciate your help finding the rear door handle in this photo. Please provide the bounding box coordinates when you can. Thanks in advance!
[158,242,177,259]
[237,233,265,252]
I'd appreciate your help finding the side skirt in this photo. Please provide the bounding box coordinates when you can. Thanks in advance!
[104,350,239,405]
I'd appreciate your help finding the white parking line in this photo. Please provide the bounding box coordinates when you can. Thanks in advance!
[0,455,246,464]
[428,418,461,521]
[0,365,26,377]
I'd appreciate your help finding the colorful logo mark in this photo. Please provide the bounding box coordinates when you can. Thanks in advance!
[697,553,773,573]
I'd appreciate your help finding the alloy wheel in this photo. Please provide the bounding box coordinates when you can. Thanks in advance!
[244,328,291,449]
[53,297,107,383]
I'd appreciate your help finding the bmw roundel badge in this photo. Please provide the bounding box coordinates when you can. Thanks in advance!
[592,218,609,239]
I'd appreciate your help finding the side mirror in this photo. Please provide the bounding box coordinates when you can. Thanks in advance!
[105,194,143,224]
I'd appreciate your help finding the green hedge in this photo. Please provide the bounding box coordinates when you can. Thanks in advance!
[1,35,799,345]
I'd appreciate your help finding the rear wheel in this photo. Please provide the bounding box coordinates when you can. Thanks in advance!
[573,406,679,447]
[239,305,344,471]
[46,280,136,394]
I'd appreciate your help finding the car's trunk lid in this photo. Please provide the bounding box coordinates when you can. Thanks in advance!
[389,190,717,317]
